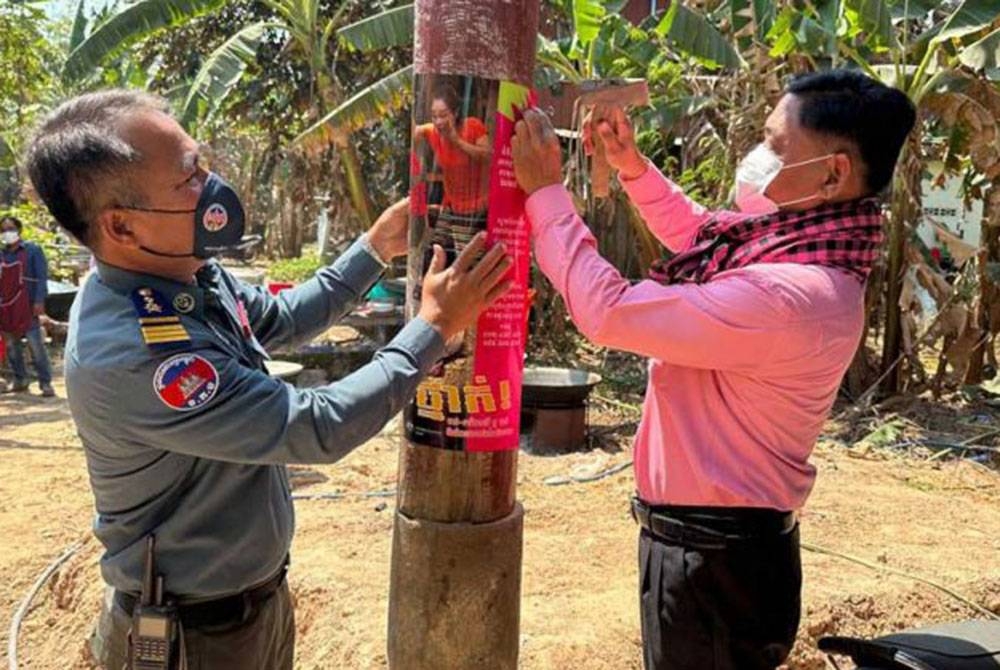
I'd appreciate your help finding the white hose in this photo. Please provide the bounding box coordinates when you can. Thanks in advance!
[8,541,84,670]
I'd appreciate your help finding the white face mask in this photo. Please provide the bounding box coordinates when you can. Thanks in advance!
[734,144,835,215]
[1,231,19,246]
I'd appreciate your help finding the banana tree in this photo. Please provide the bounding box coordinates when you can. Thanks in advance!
[855,0,1000,396]
[62,0,225,84]
[537,1,743,270]
[62,0,403,228]
[755,0,1000,395]
[1,0,64,199]
[306,0,740,261]
[293,4,415,147]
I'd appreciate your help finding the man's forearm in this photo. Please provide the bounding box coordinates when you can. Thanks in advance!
[244,237,385,350]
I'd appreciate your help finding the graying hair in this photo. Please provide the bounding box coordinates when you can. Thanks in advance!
[24,89,170,247]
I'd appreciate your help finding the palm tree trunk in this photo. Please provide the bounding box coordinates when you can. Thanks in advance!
[964,180,1000,385]
[879,134,922,396]
[316,71,377,229]
[337,139,376,227]
[388,2,540,668]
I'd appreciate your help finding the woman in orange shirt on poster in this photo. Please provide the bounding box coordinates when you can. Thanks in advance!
[414,85,492,256]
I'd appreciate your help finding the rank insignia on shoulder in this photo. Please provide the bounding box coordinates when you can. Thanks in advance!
[130,287,191,350]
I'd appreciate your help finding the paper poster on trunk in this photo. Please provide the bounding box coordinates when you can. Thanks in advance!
[405,73,534,452]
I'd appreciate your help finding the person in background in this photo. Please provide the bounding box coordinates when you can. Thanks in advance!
[1,215,54,397]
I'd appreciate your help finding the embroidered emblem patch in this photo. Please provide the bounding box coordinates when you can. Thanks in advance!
[172,292,195,314]
[202,203,229,232]
[153,354,219,411]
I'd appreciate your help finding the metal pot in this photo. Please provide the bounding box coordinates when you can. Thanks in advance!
[521,367,602,409]
[44,280,78,322]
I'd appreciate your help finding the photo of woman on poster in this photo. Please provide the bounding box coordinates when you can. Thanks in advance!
[410,78,498,365]
[406,74,505,450]
[413,83,492,248]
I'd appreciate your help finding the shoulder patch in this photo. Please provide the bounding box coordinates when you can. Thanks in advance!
[153,353,219,411]
[130,287,190,350]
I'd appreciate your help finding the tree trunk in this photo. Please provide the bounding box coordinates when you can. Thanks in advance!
[337,140,376,228]
[964,181,1000,385]
[879,134,922,396]
[387,2,539,668]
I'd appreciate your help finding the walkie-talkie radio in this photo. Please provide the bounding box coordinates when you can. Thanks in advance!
[128,536,178,670]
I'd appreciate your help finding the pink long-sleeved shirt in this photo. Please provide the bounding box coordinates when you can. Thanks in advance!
[525,165,865,510]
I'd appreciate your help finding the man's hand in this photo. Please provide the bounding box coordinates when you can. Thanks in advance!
[418,233,512,341]
[512,109,564,196]
[32,303,45,318]
[583,104,647,181]
[368,198,410,260]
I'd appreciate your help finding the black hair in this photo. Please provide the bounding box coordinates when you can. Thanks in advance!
[786,69,916,194]
[0,215,23,232]
[23,89,169,247]
[431,85,464,122]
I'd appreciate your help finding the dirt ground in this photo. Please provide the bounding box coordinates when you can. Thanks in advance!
[2,374,1000,670]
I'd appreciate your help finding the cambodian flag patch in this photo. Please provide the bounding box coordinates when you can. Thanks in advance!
[153,353,220,411]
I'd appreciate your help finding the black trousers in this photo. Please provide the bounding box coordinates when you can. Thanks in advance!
[638,522,802,670]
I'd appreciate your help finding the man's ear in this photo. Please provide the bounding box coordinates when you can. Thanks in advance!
[820,153,853,200]
[96,209,140,249]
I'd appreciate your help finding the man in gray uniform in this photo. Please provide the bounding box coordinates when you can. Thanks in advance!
[23,90,512,670]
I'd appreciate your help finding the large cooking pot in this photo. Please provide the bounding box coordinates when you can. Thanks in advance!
[521,367,602,409]
[44,280,78,322]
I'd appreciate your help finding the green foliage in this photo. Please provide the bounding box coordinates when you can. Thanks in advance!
[0,202,78,282]
[63,0,226,83]
[573,0,606,46]
[0,3,60,163]
[654,2,743,70]
[266,252,322,282]
[295,66,413,144]
[337,4,413,53]
[855,417,908,450]
[674,150,734,210]
[179,21,278,126]
[70,0,88,53]
[934,0,1000,45]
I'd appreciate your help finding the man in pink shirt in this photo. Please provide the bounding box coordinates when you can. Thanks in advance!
[511,70,916,669]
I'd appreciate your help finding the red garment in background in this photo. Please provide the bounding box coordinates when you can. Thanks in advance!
[0,246,33,337]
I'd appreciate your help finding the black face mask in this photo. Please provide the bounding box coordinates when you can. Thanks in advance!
[125,172,246,260]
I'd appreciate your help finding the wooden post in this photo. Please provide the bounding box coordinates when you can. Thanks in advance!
[387,2,540,669]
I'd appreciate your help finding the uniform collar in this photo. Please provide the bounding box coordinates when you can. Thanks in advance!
[97,260,208,319]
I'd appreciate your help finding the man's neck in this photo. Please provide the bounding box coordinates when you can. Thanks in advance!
[98,254,199,285]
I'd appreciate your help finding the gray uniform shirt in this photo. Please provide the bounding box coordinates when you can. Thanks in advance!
[66,238,444,599]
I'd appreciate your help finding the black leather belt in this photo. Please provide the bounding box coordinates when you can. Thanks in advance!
[631,497,797,550]
[115,561,288,630]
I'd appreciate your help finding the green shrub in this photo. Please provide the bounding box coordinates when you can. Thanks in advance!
[267,253,322,283]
